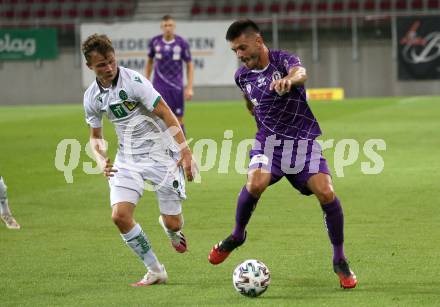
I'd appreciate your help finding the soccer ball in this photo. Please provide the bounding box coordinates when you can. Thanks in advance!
[232,259,271,297]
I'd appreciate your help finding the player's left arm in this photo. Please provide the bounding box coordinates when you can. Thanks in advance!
[184,61,194,100]
[269,66,307,95]
[152,99,197,181]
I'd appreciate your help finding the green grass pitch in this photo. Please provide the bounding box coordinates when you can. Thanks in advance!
[1,96,439,306]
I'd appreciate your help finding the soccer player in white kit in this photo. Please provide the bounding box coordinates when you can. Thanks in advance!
[0,175,21,230]
[82,34,196,287]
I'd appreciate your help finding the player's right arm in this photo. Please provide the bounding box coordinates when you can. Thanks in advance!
[243,94,255,116]
[145,57,154,80]
[84,88,117,178]
[89,127,117,178]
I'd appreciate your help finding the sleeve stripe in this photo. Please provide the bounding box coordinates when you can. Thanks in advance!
[153,96,161,108]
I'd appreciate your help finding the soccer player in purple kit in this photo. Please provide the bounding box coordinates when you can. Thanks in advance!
[146,15,194,134]
[208,19,357,289]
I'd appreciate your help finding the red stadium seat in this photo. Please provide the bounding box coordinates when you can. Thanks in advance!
[427,0,439,8]
[348,0,359,10]
[332,1,344,11]
[411,0,423,9]
[380,0,392,10]
[99,7,110,17]
[206,4,217,15]
[253,2,265,14]
[19,9,31,19]
[115,7,127,17]
[285,1,296,12]
[34,8,47,18]
[82,7,94,18]
[4,10,15,19]
[50,8,62,18]
[395,0,407,9]
[191,3,202,15]
[316,1,328,12]
[364,0,376,10]
[222,4,233,14]
[67,8,78,18]
[300,1,312,12]
[270,2,280,13]
[238,3,249,14]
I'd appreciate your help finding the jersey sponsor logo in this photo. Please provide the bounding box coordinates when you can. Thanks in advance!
[272,71,282,81]
[109,103,128,118]
[119,89,128,100]
[257,76,267,87]
[173,45,181,53]
[155,45,161,52]
[134,76,143,84]
[123,101,138,111]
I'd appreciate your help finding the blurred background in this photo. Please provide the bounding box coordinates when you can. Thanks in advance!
[1,0,439,105]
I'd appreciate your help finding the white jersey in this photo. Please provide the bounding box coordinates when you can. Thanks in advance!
[83,66,178,157]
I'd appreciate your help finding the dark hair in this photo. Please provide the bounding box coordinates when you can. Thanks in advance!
[162,15,174,21]
[226,19,261,41]
[82,34,114,64]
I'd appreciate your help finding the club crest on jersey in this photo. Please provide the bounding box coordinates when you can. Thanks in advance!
[123,101,138,111]
[119,90,128,100]
[155,45,161,52]
[173,45,181,53]
[96,95,103,104]
[257,76,267,87]
[246,83,252,93]
[272,71,282,81]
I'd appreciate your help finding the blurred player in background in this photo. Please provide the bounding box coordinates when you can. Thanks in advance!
[0,175,21,229]
[82,34,196,287]
[208,19,357,289]
[146,15,194,135]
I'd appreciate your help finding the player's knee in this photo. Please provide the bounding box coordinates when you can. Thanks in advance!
[315,186,335,204]
[163,215,182,231]
[246,180,267,197]
[111,211,131,228]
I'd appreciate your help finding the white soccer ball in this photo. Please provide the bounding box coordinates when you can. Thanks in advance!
[232,259,271,297]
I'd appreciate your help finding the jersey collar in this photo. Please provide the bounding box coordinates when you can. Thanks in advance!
[96,67,120,93]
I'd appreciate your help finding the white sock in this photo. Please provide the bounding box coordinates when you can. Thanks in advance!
[121,223,162,273]
[0,177,11,216]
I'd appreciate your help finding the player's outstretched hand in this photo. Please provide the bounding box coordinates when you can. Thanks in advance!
[269,78,292,96]
[178,149,198,182]
[103,158,118,178]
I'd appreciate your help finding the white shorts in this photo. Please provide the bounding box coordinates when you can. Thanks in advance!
[108,151,186,215]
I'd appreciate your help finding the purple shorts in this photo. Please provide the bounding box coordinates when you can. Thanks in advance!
[249,138,331,195]
[154,84,184,117]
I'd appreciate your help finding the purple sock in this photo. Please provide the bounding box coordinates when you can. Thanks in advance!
[232,186,259,241]
[320,197,346,264]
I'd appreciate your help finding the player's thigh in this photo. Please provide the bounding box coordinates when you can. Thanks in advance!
[108,167,144,207]
[144,162,186,216]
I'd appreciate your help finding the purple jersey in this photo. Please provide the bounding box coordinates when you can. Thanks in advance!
[235,50,322,144]
[148,34,191,90]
